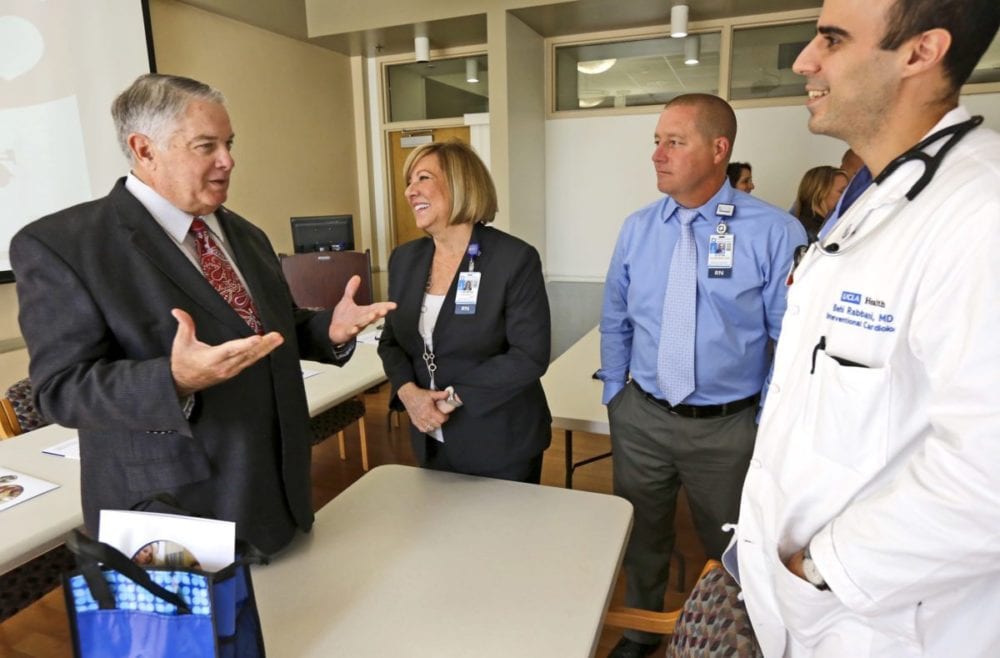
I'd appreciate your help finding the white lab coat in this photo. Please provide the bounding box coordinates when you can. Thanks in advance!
[730,106,1000,657]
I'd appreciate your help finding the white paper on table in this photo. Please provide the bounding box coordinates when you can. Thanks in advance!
[99,510,235,573]
[42,437,80,459]
[356,325,382,345]
[0,465,59,511]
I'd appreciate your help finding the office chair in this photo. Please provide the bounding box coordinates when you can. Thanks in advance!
[0,398,19,439]
[309,398,369,471]
[0,378,49,438]
[280,250,374,309]
[281,251,374,470]
[1,377,47,438]
[604,559,721,635]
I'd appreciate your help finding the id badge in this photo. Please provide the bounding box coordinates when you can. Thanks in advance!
[708,234,734,278]
[455,272,481,315]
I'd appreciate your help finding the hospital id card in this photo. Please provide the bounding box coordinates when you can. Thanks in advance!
[708,234,734,278]
[455,271,481,315]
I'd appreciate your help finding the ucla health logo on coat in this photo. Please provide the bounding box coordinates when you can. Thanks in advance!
[828,291,895,333]
[840,291,862,304]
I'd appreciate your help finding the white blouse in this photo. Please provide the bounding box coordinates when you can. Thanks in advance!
[418,293,446,442]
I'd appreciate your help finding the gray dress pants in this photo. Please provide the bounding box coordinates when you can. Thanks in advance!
[609,382,757,644]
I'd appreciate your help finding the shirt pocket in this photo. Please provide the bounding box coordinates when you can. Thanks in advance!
[803,352,890,477]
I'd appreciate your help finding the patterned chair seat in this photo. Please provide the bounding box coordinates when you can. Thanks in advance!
[308,397,369,471]
[3,377,47,436]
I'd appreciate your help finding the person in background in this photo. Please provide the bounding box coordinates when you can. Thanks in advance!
[10,74,394,555]
[599,94,806,658]
[839,148,864,180]
[818,147,874,240]
[730,0,1000,654]
[726,161,755,193]
[378,141,552,484]
[791,165,849,241]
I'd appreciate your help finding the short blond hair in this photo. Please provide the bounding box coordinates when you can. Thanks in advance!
[403,141,498,225]
[793,166,848,220]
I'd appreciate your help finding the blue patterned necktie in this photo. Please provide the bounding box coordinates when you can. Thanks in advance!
[657,207,698,405]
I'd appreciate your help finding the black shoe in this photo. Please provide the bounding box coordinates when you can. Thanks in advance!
[608,636,660,658]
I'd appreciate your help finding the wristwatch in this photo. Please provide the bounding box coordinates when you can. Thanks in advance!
[801,545,829,591]
[444,386,463,408]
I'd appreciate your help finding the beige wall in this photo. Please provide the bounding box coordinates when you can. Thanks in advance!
[151,0,359,255]
[0,0,359,389]
[502,12,546,259]
[0,280,27,389]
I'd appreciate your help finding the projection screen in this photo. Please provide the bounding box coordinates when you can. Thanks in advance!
[0,0,154,282]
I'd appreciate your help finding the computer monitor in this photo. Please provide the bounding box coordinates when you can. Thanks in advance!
[290,215,355,253]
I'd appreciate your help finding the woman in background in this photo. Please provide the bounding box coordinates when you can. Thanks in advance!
[378,141,552,484]
[726,161,754,193]
[792,165,849,242]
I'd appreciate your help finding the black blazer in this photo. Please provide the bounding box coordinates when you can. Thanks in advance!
[11,179,344,554]
[378,223,552,474]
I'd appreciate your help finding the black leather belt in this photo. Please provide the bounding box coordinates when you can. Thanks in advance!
[631,380,759,419]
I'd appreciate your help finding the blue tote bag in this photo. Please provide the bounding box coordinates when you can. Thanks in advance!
[63,530,265,658]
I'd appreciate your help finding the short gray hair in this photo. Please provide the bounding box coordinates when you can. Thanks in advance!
[111,73,225,163]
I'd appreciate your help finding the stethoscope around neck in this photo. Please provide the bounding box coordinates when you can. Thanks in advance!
[815,115,983,257]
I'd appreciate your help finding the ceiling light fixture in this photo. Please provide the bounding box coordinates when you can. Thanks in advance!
[466,58,479,83]
[576,58,617,75]
[671,4,689,38]
[684,35,700,65]
[414,23,429,63]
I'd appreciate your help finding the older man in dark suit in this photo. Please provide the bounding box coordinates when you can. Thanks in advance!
[10,74,394,554]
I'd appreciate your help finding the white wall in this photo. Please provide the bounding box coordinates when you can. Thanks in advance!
[729,104,846,207]
[545,92,1000,282]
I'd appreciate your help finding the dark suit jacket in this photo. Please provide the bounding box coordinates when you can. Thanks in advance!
[378,223,552,474]
[11,179,344,554]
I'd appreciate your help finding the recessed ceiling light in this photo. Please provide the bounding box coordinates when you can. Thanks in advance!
[577,59,617,75]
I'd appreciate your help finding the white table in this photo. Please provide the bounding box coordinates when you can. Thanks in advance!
[540,327,611,487]
[253,464,633,658]
[0,423,84,574]
[0,345,386,575]
[301,339,386,415]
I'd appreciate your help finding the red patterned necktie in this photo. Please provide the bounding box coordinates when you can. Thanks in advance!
[189,217,263,335]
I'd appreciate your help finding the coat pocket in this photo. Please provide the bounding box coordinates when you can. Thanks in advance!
[772,549,860,649]
[124,432,212,491]
[804,352,890,477]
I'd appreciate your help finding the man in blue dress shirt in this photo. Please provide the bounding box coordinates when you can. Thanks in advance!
[599,93,806,658]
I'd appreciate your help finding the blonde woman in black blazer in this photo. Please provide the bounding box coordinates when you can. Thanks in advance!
[378,141,552,483]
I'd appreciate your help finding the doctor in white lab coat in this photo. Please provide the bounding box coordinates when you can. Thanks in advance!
[728,0,1000,656]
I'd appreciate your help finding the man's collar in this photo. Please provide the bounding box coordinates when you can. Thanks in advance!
[662,179,734,223]
[125,172,219,243]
